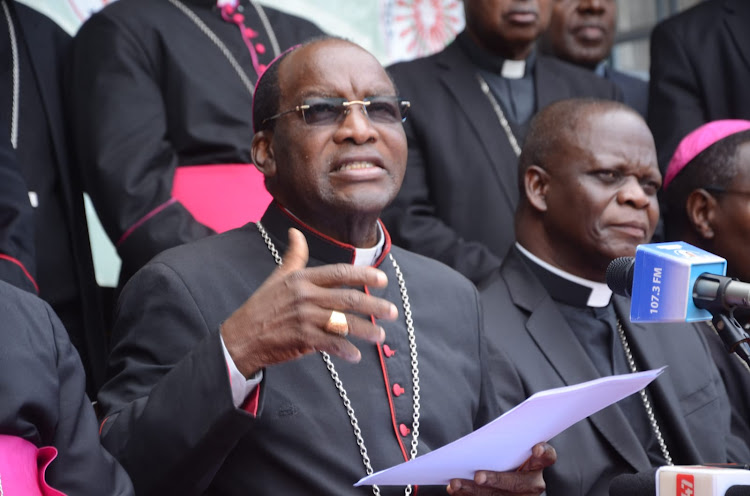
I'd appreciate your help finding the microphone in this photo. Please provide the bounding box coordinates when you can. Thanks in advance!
[606,241,750,366]
[656,465,750,496]
[605,242,734,323]
[609,466,750,496]
[609,468,658,495]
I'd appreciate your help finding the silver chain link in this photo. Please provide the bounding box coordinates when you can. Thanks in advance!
[476,73,521,158]
[615,319,673,466]
[0,471,4,496]
[256,222,420,495]
[2,0,19,149]
[167,0,281,97]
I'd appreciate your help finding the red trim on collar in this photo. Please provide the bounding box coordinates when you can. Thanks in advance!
[0,254,39,293]
[277,204,392,266]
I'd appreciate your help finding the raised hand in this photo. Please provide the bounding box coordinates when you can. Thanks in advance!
[220,228,397,377]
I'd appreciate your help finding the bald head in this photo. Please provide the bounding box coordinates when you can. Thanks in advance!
[516,98,660,281]
[517,98,639,193]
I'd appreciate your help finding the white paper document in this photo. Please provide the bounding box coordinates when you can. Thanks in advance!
[356,367,666,487]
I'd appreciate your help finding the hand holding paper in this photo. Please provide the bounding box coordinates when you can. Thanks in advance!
[356,368,665,488]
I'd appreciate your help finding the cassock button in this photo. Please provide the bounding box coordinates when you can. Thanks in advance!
[383,344,395,357]
[393,384,405,397]
[255,43,266,54]
[399,424,411,437]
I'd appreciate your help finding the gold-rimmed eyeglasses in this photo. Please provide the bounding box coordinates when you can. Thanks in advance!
[261,96,410,127]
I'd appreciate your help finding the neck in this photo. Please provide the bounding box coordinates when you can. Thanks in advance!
[295,211,381,248]
[468,31,535,60]
[517,228,608,283]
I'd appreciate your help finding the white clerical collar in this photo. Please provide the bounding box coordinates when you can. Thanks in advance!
[353,222,385,267]
[501,59,526,79]
[515,242,612,307]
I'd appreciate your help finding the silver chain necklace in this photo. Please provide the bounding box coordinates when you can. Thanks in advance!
[476,73,521,158]
[167,0,280,96]
[256,222,421,496]
[615,318,673,465]
[1,0,19,149]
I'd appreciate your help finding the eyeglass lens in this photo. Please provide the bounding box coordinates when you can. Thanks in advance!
[301,97,408,126]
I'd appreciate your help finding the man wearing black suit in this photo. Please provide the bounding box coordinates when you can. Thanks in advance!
[649,0,750,172]
[1,0,106,394]
[539,0,648,117]
[480,99,750,496]
[382,0,620,285]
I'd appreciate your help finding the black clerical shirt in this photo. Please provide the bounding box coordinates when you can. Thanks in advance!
[516,244,669,467]
[455,31,536,125]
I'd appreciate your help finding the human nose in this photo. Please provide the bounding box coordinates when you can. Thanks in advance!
[335,102,378,144]
[578,0,605,13]
[618,176,651,208]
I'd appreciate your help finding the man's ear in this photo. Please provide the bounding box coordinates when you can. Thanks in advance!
[251,130,276,178]
[524,165,550,212]
[686,188,718,239]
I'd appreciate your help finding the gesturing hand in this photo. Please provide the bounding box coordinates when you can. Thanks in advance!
[221,228,398,378]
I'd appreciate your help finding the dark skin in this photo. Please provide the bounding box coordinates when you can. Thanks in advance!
[684,142,750,282]
[464,0,552,60]
[517,106,660,281]
[540,0,616,69]
[222,39,556,495]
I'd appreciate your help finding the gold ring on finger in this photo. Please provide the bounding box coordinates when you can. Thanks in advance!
[325,310,349,337]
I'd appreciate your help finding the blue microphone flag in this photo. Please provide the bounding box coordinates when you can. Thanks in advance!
[630,242,727,323]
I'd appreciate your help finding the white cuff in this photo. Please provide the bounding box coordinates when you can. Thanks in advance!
[220,334,263,407]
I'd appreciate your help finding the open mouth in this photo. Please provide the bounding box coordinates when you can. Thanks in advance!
[335,161,377,172]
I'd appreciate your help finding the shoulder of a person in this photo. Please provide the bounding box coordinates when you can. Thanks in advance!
[77,0,175,33]
[258,4,325,37]
[148,225,260,269]
[608,68,647,87]
[653,0,723,39]
[11,2,70,40]
[0,280,56,344]
[538,54,620,96]
[387,44,451,79]
[388,244,477,292]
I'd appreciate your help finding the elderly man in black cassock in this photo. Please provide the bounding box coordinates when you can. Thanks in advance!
[96,37,556,496]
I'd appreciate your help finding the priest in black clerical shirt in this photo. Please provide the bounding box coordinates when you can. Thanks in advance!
[383,0,621,285]
[480,98,750,496]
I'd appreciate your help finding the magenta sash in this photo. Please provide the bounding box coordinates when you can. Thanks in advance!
[0,435,66,495]
[172,164,272,233]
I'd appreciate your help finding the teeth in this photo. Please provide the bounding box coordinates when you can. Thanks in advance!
[338,161,374,171]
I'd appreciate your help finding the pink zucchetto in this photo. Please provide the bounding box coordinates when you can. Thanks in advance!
[664,119,750,189]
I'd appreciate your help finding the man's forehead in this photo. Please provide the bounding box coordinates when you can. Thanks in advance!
[279,41,394,98]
